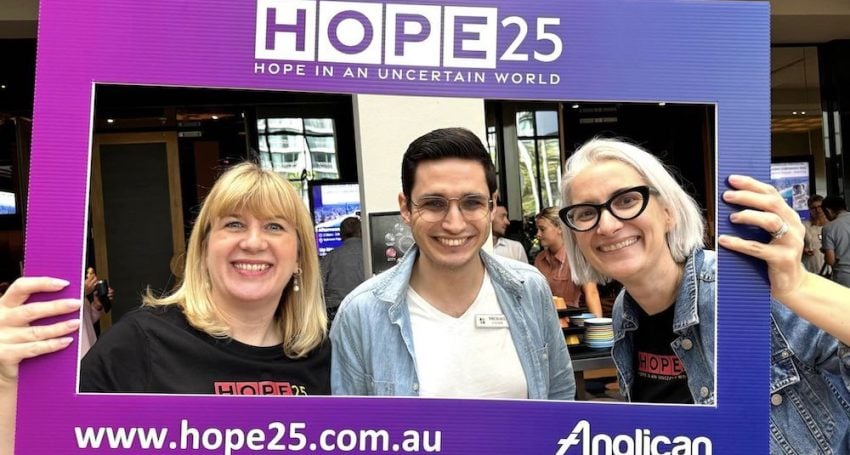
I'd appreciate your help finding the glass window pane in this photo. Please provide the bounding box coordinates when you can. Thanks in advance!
[516,111,535,137]
[286,179,309,208]
[306,135,338,179]
[306,135,335,150]
[486,125,499,175]
[535,111,559,136]
[267,118,303,133]
[518,139,540,216]
[267,135,305,153]
[538,138,562,208]
[304,118,335,134]
[259,153,272,170]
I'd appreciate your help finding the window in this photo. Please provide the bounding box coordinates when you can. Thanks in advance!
[257,117,338,204]
[516,110,562,216]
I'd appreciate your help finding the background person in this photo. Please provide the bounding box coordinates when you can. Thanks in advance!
[821,195,850,287]
[534,207,601,316]
[491,204,528,263]
[79,267,112,356]
[802,194,827,274]
[321,217,365,322]
[560,138,714,404]
[80,162,330,394]
[330,127,574,399]
[719,174,850,453]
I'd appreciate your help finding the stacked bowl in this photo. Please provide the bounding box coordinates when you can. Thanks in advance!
[568,313,596,328]
[584,317,614,348]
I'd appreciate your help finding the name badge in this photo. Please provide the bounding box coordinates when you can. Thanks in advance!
[475,314,509,329]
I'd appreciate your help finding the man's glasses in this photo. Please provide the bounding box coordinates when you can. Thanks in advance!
[411,195,493,223]
[559,186,654,232]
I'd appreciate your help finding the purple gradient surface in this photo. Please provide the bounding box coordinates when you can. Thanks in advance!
[20,0,769,453]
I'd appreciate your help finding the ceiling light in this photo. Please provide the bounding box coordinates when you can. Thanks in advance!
[658,102,666,106]
[792,111,798,115]
[571,104,579,109]
[801,111,806,115]
[211,115,219,120]
[107,119,115,124]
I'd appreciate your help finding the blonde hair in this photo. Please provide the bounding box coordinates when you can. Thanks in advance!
[144,162,327,358]
[535,206,566,250]
[535,206,564,231]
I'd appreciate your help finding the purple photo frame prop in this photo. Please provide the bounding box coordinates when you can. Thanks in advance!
[20,0,768,453]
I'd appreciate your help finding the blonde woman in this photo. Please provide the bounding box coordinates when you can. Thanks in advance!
[534,207,602,317]
[80,162,329,394]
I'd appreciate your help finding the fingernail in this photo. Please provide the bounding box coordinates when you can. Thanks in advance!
[59,337,74,345]
[52,279,70,287]
[66,319,81,328]
[729,213,740,222]
[66,299,83,309]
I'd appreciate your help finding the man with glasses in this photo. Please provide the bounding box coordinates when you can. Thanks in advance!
[330,127,575,399]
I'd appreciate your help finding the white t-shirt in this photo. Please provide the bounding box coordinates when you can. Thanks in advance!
[407,271,528,398]
[493,237,528,263]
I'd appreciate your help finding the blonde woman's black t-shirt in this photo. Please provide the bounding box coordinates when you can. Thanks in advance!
[631,303,693,404]
[80,305,330,395]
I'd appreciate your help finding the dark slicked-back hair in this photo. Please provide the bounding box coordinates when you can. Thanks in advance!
[822,195,847,212]
[401,127,497,203]
[339,217,361,240]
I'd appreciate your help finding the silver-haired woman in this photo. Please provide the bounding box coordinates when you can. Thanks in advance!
[560,138,714,405]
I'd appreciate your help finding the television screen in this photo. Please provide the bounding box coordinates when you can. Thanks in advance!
[310,182,361,256]
[0,190,16,215]
[770,160,812,220]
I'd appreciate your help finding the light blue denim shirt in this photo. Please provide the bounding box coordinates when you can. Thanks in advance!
[770,302,850,454]
[330,246,576,399]
[611,248,716,404]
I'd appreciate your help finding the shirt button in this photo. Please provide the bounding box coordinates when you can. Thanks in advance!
[781,351,791,359]
[681,338,693,350]
[699,386,710,398]
[771,393,783,406]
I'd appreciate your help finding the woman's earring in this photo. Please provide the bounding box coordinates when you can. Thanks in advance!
[292,267,302,292]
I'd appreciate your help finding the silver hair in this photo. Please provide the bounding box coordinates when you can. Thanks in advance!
[561,138,705,284]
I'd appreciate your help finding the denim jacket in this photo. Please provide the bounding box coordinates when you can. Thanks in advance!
[330,246,575,399]
[611,248,716,404]
[770,303,850,454]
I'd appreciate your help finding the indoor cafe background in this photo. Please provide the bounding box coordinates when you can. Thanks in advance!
[1,0,850,322]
